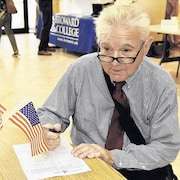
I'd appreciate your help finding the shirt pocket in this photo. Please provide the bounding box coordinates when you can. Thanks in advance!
[74,97,97,132]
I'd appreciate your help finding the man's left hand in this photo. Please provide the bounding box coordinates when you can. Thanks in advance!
[71,143,113,165]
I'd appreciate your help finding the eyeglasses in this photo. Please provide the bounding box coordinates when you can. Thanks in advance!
[97,43,144,64]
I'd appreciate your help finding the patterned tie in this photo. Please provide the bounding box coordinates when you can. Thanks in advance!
[105,82,128,150]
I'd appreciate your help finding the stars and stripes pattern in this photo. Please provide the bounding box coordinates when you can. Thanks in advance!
[0,104,7,129]
[9,102,48,156]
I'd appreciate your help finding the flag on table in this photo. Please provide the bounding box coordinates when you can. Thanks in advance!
[9,102,48,156]
[0,104,7,129]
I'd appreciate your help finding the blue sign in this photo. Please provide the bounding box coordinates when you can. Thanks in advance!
[49,14,96,54]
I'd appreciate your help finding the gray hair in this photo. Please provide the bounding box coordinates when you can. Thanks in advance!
[95,0,151,42]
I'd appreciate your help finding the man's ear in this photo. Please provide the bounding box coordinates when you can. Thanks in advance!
[144,36,153,55]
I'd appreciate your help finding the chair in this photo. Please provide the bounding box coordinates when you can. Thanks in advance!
[159,0,180,77]
[91,4,103,17]
[148,0,180,77]
[160,34,180,77]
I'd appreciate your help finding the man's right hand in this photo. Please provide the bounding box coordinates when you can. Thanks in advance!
[42,123,61,151]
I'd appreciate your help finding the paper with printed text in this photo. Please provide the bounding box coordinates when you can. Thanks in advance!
[13,138,91,180]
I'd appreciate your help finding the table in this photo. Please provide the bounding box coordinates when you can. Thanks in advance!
[0,121,126,180]
[149,24,180,77]
[149,24,180,36]
[49,14,96,54]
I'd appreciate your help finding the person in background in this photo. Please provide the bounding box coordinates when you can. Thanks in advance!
[38,0,55,56]
[37,0,180,179]
[0,0,19,56]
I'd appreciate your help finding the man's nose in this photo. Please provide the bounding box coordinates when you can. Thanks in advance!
[113,51,119,58]
[111,51,119,65]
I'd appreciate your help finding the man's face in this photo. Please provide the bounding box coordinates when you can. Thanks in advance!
[99,26,149,82]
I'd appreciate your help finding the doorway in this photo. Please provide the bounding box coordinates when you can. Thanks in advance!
[12,0,29,33]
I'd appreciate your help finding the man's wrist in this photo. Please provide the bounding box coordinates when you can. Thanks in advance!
[102,149,114,166]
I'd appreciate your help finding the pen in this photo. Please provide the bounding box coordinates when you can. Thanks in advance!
[48,128,61,133]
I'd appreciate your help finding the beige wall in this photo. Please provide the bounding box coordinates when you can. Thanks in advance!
[54,1,167,24]
[53,0,60,13]
[53,1,180,24]
[138,0,167,24]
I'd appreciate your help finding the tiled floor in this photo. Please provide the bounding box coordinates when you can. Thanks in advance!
[0,33,179,178]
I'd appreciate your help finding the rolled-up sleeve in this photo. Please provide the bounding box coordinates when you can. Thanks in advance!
[37,64,80,132]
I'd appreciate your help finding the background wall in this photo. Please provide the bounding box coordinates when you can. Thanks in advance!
[91,0,114,4]
[57,0,167,24]
[60,0,92,15]
[53,0,60,13]
[138,0,167,24]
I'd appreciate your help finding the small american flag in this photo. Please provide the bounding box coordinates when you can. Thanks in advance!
[9,102,48,156]
[0,104,7,129]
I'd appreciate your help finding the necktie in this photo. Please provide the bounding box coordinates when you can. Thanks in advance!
[105,82,128,150]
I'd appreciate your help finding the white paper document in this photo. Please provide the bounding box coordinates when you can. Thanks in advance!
[13,139,91,180]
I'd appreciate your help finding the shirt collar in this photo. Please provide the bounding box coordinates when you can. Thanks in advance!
[125,60,144,89]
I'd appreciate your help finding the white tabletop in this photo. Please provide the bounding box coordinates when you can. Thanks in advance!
[149,24,180,35]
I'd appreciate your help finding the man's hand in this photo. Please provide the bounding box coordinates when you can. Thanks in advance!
[71,143,113,165]
[42,123,61,151]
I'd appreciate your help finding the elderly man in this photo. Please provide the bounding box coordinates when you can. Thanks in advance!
[37,1,180,179]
